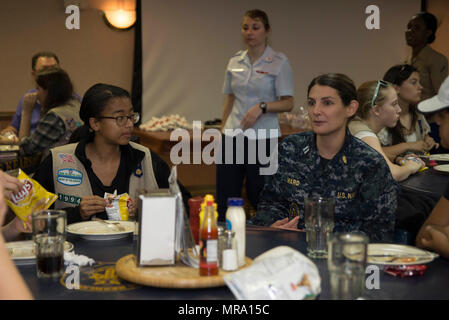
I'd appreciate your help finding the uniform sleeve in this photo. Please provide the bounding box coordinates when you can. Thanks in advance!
[10,97,24,130]
[250,139,293,226]
[222,61,233,95]
[275,57,294,97]
[430,55,448,94]
[358,159,399,242]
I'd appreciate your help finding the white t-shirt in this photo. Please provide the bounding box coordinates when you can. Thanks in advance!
[353,130,377,140]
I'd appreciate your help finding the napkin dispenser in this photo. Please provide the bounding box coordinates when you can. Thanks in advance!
[137,189,177,266]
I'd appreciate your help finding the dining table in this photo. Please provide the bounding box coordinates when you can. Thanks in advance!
[400,166,448,201]
[0,144,42,175]
[14,225,449,301]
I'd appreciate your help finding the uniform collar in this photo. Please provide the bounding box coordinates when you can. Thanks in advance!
[238,45,275,66]
[411,45,432,63]
[307,129,353,168]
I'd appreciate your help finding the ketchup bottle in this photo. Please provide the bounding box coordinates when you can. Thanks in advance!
[199,200,218,276]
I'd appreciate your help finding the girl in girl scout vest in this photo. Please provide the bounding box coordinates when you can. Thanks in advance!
[349,80,425,181]
[32,83,161,224]
[19,67,82,158]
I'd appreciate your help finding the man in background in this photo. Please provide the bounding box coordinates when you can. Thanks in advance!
[1,52,60,137]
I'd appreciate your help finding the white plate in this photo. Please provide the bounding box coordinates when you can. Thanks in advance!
[6,240,74,265]
[367,243,438,265]
[0,145,19,152]
[429,154,449,161]
[66,221,136,240]
[433,164,449,173]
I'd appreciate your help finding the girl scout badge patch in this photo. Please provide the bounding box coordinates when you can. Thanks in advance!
[57,168,83,186]
[134,164,143,178]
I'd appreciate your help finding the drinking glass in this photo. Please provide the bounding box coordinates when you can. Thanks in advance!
[304,196,335,259]
[32,210,66,279]
[328,232,369,300]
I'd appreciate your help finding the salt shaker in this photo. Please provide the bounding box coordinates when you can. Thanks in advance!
[222,230,238,271]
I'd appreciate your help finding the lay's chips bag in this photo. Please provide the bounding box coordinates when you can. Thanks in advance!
[6,169,57,222]
[104,192,130,221]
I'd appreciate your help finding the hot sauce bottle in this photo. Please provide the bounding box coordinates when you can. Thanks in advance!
[199,200,218,276]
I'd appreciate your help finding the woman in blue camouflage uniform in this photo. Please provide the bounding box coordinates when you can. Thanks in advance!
[251,73,398,242]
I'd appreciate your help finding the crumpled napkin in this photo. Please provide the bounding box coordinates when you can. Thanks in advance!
[64,251,95,266]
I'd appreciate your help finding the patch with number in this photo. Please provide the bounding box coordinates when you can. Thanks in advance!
[57,193,81,205]
[57,168,83,186]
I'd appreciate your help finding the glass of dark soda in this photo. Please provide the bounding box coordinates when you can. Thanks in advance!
[32,210,66,279]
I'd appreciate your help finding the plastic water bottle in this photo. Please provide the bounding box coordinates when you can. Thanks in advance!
[225,198,246,267]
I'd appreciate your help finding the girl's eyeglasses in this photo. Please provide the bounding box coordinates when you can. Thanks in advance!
[98,112,140,126]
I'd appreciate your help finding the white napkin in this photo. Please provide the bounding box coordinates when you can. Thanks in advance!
[64,251,95,266]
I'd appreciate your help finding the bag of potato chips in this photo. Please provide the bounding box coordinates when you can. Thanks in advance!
[6,169,57,222]
[104,191,130,221]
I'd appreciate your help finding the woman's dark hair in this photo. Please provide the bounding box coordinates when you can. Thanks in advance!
[415,12,438,44]
[307,73,357,106]
[69,83,130,143]
[243,9,270,31]
[383,64,419,144]
[383,64,417,86]
[35,67,73,112]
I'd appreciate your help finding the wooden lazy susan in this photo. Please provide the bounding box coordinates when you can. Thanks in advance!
[115,254,252,289]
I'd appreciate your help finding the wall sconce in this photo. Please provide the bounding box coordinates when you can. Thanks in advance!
[102,0,136,31]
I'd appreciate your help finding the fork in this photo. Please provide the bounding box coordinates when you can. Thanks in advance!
[368,253,434,262]
[92,218,125,232]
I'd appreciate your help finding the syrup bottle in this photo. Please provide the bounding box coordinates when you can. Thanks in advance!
[199,199,218,276]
